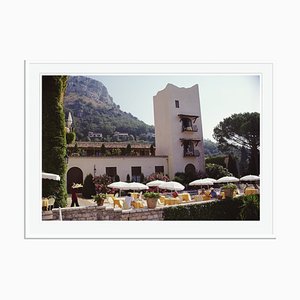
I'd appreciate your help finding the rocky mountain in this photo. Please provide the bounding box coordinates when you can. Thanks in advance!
[64,76,155,142]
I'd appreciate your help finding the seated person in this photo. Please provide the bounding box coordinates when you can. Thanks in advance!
[210,188,217,198]
[199,188,206,196]
[124,192,133,209]
[172,191,179,198]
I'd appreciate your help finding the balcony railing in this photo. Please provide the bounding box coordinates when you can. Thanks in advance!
[183,150,200,157]
[182,125,198,132]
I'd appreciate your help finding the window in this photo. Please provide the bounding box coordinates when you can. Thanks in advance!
[175,100,179,108]
[132,166,142,182]
[155,166,164,174]
[106,167,117,178]
[183,141,194,156]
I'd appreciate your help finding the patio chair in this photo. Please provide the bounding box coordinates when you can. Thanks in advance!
[112,197,123,209]
[47,197,55,210]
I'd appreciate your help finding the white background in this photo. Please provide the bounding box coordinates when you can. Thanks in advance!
[0,1,299,300]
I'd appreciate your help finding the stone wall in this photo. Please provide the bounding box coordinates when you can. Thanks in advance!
[43,204,172,221]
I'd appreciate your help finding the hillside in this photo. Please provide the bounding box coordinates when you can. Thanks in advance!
[63,76,155,142]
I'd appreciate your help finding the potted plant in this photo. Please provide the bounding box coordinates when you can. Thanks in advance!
[143,192,160,209]
[93,193,106,206]
[221,183,237,199]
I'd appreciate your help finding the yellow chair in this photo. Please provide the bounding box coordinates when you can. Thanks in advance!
[42,198,49,210]
[47,197,55,210]
[181,193,191,202]
[244,188,258,196]
[202,191,211,201]
[113,197,123,208]
[132,200,144,209]
[159,195,166,205]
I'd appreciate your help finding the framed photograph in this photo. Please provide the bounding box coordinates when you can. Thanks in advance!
[25,61,273,239]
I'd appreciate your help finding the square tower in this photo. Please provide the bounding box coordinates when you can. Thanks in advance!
[153,83,205,179]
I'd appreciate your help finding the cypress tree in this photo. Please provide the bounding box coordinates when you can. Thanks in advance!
[82,174,96,198]
[42,76,68,207]
[228,154,239,177]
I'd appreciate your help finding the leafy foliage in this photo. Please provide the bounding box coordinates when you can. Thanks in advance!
[143,192,160,199]
[203,139,223,156]
[66,131,76,144]
[82,174,96,199]
[205,163,232,179]
[205,156,227,168]
[42,76,68,207]
[93,174,113,194]
[145,173,170,182]
[213,112,260,175]
[163,195,259,220]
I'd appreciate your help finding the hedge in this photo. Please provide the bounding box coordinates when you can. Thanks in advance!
[163,194,259,220]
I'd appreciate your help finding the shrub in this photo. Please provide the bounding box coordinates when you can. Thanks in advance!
[93,174,113,194]
[143,192,160,199]
[239,194,260,220]
[82,174,96,199]
[205,163,232,179]
[163,198,244,220]
[66,131,76,144]
[126,174,131,183]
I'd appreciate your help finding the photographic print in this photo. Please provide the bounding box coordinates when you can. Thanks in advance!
[25,62,273,238]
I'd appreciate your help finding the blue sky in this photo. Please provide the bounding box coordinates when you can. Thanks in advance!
[89,75,260,141]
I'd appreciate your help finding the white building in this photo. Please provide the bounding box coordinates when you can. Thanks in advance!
[66,83,205,191]
[88,131,103,138]
[153,83,205,178]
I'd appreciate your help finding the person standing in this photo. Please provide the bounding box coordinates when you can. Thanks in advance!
[71,183,80,207]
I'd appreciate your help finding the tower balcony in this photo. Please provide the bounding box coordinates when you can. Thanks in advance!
[178,114,199,132]
[182,124,198,132]
[180,138,201,157]
[183,149,200,157]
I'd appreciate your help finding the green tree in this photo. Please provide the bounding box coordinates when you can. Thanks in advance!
[213,112,260,175]
[205,163,232,179]
[66,131,76,144]
[42,76,68,207]
[126,174,131,183]
[227,154,239,177]
[239,146,249,176]
[125,144,132,156]
[100,143,106,156]
[82,174,96,198]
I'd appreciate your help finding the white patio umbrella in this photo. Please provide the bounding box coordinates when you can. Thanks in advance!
[240,175,260,181]
[125,182,149,191]
[216,176,239,184]
[189,179,214,186]
[158,181,185,191]
[42,172,60,181]
[146,180,166,187]
[146,180,166,191]
[202,177,217,183]
[107,181,129,189]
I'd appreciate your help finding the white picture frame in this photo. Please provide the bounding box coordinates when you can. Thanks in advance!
[25,61,273,239]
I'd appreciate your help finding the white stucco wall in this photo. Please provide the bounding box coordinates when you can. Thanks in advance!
[153,83,205,178]
[67,156,169,181]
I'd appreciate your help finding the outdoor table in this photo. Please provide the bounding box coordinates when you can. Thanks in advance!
[42,198,49,210]
[132,200,144,208]
[244,189,258,196]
